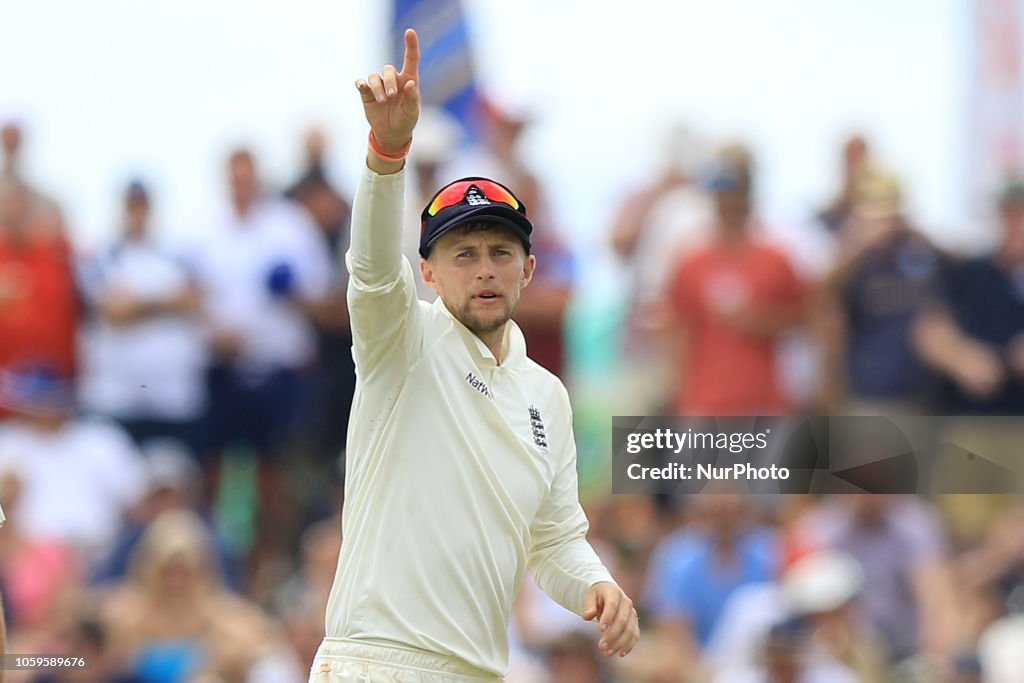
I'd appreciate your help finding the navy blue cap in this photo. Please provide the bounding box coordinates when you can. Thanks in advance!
[419,177,533,258]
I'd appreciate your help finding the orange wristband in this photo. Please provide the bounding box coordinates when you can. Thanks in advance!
[369,131,411,162]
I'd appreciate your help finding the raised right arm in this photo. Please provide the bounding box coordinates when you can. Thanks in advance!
[347,29,425,373]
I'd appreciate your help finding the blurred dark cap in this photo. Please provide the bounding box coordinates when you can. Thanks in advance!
[125,178,150,202]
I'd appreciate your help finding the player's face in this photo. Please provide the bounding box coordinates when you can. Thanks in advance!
[422,227,535,338]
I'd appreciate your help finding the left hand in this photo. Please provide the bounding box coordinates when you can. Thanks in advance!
[582,581,640,658]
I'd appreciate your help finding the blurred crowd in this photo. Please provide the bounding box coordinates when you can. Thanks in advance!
[1,97,1024,683]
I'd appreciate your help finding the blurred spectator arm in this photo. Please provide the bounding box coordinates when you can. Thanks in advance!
[904,501,960,668]
[295,287,349,333]
[97,281,201,326]
[1007,332,1024,378]
[958,504,1024,594]
[822,243,866,294]
[912,307,1006,400]
[656,257,697,406]
[719,253,808,338]
[610,187,658,259]
[817,184,857,234]
[717,299,806,338]
[654,301,689,405]
[822,216,899,293]
[818,135,869,233]
[157,281,202,315]
[291,207,346,331]
[815,286,848,412]
[911,557,960,665]
[609,172,684,259]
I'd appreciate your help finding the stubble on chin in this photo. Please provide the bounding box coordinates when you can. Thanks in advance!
[458,307,510,336]
[454,295,519,337]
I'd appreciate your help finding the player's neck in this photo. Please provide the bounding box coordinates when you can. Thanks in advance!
[477,326,507,364]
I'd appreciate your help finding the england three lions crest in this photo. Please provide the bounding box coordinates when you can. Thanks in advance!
[528,405,548,454]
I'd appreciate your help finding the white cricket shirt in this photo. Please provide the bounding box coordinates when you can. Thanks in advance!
[322,166,613,677]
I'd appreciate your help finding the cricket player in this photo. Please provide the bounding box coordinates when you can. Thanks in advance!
[309,29,639,682]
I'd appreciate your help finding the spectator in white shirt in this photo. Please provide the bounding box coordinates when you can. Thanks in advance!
[188,148,333,461]
[79,179,207,456]
[186,148,334,566]
[0,362,147,564]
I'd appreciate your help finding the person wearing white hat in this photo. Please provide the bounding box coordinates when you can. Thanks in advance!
[707,550,886,683]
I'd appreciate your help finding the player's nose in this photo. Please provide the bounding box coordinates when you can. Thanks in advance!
[474,254,498,279]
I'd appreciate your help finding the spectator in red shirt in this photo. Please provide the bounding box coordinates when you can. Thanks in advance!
[0,176,77,390]
[663,146,806,415]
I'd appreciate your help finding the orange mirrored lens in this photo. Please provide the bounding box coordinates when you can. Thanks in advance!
[427,180,520,216]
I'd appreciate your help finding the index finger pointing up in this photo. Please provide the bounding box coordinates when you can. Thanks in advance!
[401,28,420,79]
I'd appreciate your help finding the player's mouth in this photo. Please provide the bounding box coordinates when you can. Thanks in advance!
[473,290,502,302]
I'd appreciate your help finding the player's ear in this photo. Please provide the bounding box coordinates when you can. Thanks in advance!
[520,254,536,289]
[421,256,439,291]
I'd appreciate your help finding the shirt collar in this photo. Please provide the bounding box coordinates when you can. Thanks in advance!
[431,296,527,368]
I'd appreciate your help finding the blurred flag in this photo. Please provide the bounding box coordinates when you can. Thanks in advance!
[391,0,480,144]
[969,0,1023,215]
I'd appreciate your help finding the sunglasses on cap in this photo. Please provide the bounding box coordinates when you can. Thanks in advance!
[419,177,533,258]
[424,178,522,217]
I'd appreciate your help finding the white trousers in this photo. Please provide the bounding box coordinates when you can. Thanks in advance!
[309,639,502,683]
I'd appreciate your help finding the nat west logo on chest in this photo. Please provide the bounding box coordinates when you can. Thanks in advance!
[529,405,548,452]
[465,372,493,399]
